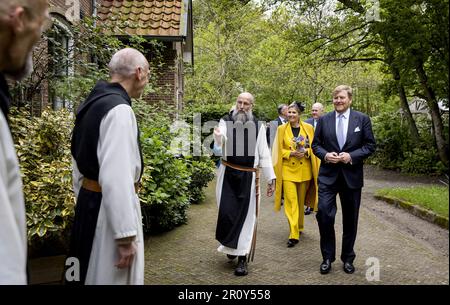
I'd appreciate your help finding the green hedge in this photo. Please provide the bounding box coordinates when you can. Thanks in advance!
[186,157,216,204]
[9,104,216,253]
[139,123,191,233]
[135,101,216,233]
[370,112,447,175]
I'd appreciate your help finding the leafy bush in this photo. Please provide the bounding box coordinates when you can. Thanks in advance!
[182,102,231,124]
[9,100,216,246]
[370,111,447,175]
[138,120,191,233]
[185,157,216,204]
[370,112,412,169]
[401,147,447,175]
[9,107,74,256]
[135,101,217,233]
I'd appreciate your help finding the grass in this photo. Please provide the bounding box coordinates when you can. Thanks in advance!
[376,186,449,218]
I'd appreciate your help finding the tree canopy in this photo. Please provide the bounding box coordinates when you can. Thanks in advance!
[186,0,448,167]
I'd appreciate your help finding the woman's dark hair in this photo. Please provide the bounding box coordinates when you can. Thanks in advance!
[288,101,305,113]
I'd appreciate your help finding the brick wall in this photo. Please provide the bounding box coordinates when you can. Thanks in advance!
[49,0,93,17]
[30,2,179,113]
[145,41,177,108]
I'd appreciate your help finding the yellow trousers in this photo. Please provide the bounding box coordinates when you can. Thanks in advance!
[282,180,310,240]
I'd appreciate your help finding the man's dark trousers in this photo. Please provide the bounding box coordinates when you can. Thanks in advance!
[316,171,361,264]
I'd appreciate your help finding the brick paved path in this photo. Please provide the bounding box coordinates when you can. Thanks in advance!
[144,166,448,285]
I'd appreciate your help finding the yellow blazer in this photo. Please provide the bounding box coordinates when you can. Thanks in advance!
[272,121,318,212]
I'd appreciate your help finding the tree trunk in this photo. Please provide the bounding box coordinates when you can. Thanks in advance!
[415,61,449,167]
[391,67,421,143]
[383,36,421,143]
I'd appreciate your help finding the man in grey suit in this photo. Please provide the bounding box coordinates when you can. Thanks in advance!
[266,103,288,149]
[312,85,376,275]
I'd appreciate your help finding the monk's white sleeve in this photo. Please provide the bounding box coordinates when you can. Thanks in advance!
[0,113,27,284]
[213,119,227,155]
[97,105,139,240]
[257,124,276,182]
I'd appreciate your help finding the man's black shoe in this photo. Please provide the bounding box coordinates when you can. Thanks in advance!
[287,239,299,248]
[227,254,237,260]
[234,257,248,276]
[320,259,332,274]
[304,207,312,215]
[343,262,355,274]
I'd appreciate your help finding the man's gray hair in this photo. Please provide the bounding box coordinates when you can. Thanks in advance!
[312,102,324,110]
[108,48,148,77]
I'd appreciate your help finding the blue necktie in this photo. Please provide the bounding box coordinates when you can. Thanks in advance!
[337,114,345,149]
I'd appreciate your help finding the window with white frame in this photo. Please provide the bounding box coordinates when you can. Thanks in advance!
[48,16,74,111]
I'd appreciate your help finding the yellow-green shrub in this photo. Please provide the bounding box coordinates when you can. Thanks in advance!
[9,107,75,256]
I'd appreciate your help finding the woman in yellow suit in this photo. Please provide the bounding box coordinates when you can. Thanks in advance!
[272,102,318,247]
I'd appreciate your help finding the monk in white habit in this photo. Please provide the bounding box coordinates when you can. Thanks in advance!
[0,0,51,284]
[213,92,276,276]
[69,48,149,285]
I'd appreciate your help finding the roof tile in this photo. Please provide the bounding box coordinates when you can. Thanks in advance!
[97,0,184,37]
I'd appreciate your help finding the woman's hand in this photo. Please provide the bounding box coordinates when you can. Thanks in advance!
[290,150,305,159]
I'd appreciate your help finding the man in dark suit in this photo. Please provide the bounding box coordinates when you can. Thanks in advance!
[303,102,324,215]
[312,85,376,275]
[304,102,324,130]
[266,103,288,149]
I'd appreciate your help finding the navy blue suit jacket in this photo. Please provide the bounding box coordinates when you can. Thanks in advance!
[312,110,376,189]
[304,117,315,129]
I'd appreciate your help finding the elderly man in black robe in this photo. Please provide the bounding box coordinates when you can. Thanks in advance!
[213,92,276,276]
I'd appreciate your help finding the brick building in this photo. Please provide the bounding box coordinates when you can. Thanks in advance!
[97,0,194,113]
[20,0,193,114]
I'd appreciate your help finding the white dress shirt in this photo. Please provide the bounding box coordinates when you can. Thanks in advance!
[335,108,351,145]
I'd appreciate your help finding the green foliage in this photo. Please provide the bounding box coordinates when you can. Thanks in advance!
[9,107,74,255]
[376,186,449,217]
[370,111,446,174]
[9,99,216,245]
[134,101,215,233]
[135,102,190,233]
[401,148,447,175]
[183,101,232,124]
[186,0,385,122]
[185,157,216,204]
[370,112,412,169]
[139,132,191,233]
[9,16,125,111]
[10,15,165,113]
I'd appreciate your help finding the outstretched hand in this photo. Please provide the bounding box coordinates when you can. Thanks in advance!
[213,127,222,146]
